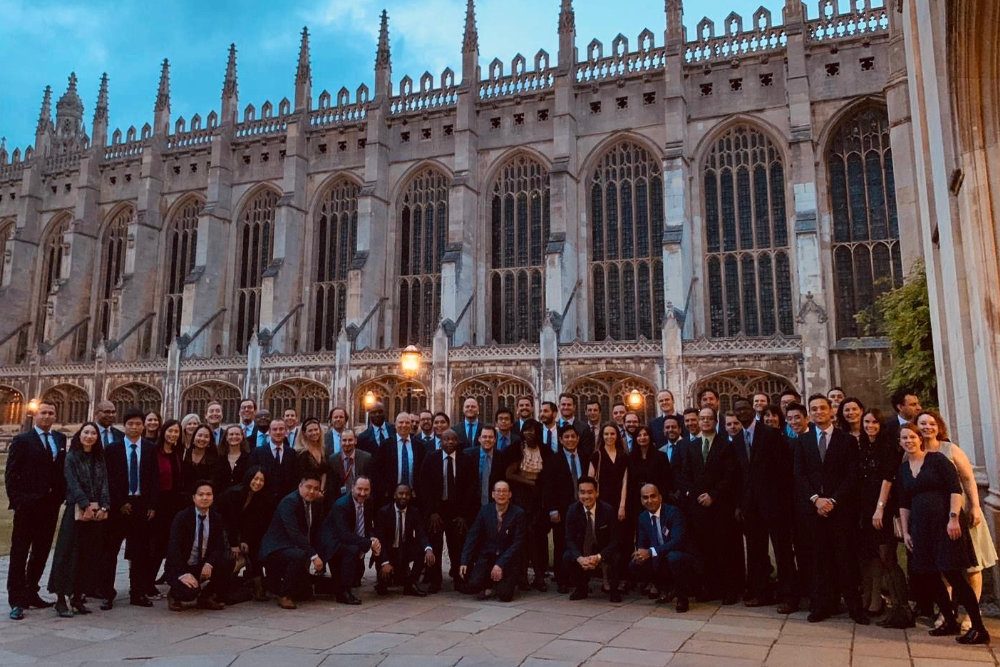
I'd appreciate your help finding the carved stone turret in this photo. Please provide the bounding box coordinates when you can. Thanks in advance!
[154,59,170,135]
[92,73,109,148]
[461,0,479,86]
[221,43,239,124]
[374,10,391,99]
[294,26,312,113]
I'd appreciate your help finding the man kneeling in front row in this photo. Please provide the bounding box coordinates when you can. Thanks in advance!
[563,476,621,602]
[459,481,526,602]
[166,480,229,611]
[374,484,435,597]
[629,483,699,613]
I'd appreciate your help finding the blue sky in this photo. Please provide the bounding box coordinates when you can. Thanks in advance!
[1,0,807,152]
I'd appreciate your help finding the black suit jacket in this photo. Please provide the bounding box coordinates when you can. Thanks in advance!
[258,490,322,562]
[319,492,376,561]
[165,507,228,579]
[372,437,427,502]
[4,429,67,509]
[419,449,477,523]
[793,426,859,520]
[374,503,430,564]
[650,413,684,448]
[732,422,793,518]
[105,438,160,511]
[464,445,504,514]
[636,505,697,560]
[357,423,396,455]
[493,430,522,455]
[564,500,618,562]
[454,421,484,449]
[460,503,526,570]
[248,441,299,503]
[541,448,586,518]
[676,433,737,508]
[99,425,126,447]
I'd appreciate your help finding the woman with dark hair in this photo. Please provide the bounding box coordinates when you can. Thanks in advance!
[143,411,162,441]
[588,423,630,593]
[215,424,250,493]
[150,419,185,590]
[858,408,912,627]
[218,466,272,601]
[898,423,989,644]
[296,418,332,504]
[837,398,865,440]
[761,404,786,433]
[502,418,553,591]
[628,425,671,515]
[47,422,109,616]
[182,425,219,495]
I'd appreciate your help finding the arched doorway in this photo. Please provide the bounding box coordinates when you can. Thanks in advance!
[181,381,242,423]
[452,375,535,423]
[692,370,795,414]
[564,372,657,424]
[264,379,330,421]
[0,385,24,425]
[108,382,162,417]
[41,384,90,424]
[353,376,428,425]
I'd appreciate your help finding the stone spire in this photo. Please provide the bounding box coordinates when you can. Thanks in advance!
[375,10,391,98]
[221,43,239,124]
[558,0,575,34]
[558,0,576,71]
[0,137,6,164]
[93,73,109,148]
[55,73,85,139]
[295,26,312,112]
[36,85,52,135]
[666,0,684,51]
[154,59,171,135]
[462,0,478,54]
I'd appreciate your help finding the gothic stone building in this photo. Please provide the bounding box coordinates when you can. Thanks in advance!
[0,0,912,432]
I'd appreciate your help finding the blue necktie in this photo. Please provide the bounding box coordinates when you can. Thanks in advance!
[499,435,507,451]
[466,423,474,443]
[128,443,139,495]
[401,441,410,485]
[43,432,56,459]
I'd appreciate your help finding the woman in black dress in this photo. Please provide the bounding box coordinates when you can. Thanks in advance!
[588,423,629,591]
[898,423,989,644]
[47,422,109,616]
[150,419,186,591]
[182,425,219,496]
[628,425,670,515]
[296,418,332,506]
[215,425,251,493]
[218,466,273,601]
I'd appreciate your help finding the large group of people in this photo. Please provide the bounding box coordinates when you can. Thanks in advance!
[4,385,994,645]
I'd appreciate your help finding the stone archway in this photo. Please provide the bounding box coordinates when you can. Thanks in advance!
[181,381,242,423]
[452,375,535,423]
[564,372,657,424]
[692,369,795,414]
[264,379,330,421]
[108,382,162,417]
[41,384,90,425]
[353,376,429,425]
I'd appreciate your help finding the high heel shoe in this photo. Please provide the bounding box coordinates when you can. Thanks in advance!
[54,597,73,618]
[71,597,92,615]
[956,628,991,645]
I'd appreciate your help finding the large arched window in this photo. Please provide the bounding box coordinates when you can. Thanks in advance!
[160,197,200,354]
[41,384,90,424]
[397,168,449,347]
[36,216,70,343]
[564,373,657,424]
[96,207,133,344]
[488,154,549,344]
[589,141,665,340]
[0,386,24,425]
[353,376,428,425]
[312,178,359,351]
[265,379,330,420]
[692,370,795,415]
[453,375,534,423]
[234,188,278,353]
[826,107,901,338]
[181,381,241,423]
[703,125,793,337]
[108,382,162,417]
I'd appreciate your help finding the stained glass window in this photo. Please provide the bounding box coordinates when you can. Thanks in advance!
[313,178,359,351]
[234,188,278,353]
[703,126,792,337]
[589,141,665,340]
[161,197,200,355]
[97,207,133,344]
[35,216,70,344]
[826,107,901,338]
[398,168,449,347]
[488,155,549,344]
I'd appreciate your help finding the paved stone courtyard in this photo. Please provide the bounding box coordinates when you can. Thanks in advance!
[1,555,999,667]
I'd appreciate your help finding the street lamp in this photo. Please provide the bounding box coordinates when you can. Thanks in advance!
[399,345,422,412]
[626,389,644,412]
[363,390,377,411]
[22,397,40,433]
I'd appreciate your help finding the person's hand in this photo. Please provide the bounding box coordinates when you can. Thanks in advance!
[617,507,626,522]
[425,550,436,567]
[903,533,914,551]
[459,565,468,578]
[697,493,713,507]
[549,511,561,523]
[146,509,155,520]
[370,537,382,556]
[95,509,107,521]
[429,514,444,533]
[633,548,651,563]
[311,556,324,572]
[815,498,833,516]
[972,507,984,527]
[872,508,884,530]
[121,502,132,516]
[200,563,213,581]
[947,516,962,540]
[490,565,503,582]
[179,573,199,589]
[380,562,394,576]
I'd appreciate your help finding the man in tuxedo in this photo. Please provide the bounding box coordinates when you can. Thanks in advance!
[515,395,535,433]
[563,476,621,602]
[611,402,627,433]
[329,430,371,501]
[557,393,586,435]
[794,394,866,625]
[373,412,426,505]
[102,407,160,609]
[659,415,686,468]
[455,398,483,448]
[238,399,258,439]
[249,419,299,504]
[95,400,124,447]
[676,407,741,604]
[259,474,325,609]
[357,402,395,454]
[493,408,521,453]
[414,410,437,450]
[731,398,797,613]
[542,425,588,593]
[468,426,502,515]
[319,476,381,605]
[459,480,526,602]
[166,481,228,611]
[883,388,922,447]
[205,401,225,447]
[539,400,559,453]
[630,483,698,612]
[650,390,683,448]
[419,430,475,592]
[324,406,349,456]
[5,400,66,620]
[374,484,434,596]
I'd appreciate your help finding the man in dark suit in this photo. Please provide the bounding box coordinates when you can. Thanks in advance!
[414,410,437,451]
[539,401,560,453]
[165,481,229,611]
[515,395,535,433]
[630,483,699,612]
[328,430,372,501]
[493,408,521,454]
[730,398,797,612]
[95,400,125,447]
[459,480,526,602]
[249,419,299,503]
[649,390,684,448]
[419,429,475,593]
[4,400,66,620]
[374,483,434,596]
[323,406,350,456]
[467,426,503,517]
[259,474,325,609]
[883,388,922,447]
[582,400,604,452]
[205,401,225,446]
[542,425,589,593]
[102,407,160,609]
[357,402,395,455]
[556,393,588,437]
[237,398,258,439]
[563,476,621,602]
[794,393,866,625]
[372,413,426,505]
[319,475,381,604]
[454,397,483,449]
[676,407,742,604]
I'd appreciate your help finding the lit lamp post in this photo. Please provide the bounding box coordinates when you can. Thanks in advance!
[399,345,422,412]
[22,398,39,433]
[626,389,644,413]
[363,390,377,428]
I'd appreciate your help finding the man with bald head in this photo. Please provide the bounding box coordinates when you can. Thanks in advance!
[373,412,427,504]
[455,398,483,448]
[249,419,299,503]
[94,400,124,447]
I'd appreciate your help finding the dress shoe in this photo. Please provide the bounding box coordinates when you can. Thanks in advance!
[609,590,623,603]
[721,595,738,606]
[100,599,114,611]
[70,597,92,615]
[476,590,492,601]
[54,599,73,618]
[776,601,799,615]
[675,596,690,613]
[850,609,871,626]
[807,610,830,623]
[277,596,297,609]
[569,588,588,601]
[130,596,153,608]
[519,580,532,592]
[27,594,54,609]
[336,592,362,605]
[197,596,226,611]
[427,582,441,594]
[532,578,548,593]
[929,621,962,636]
[168,595,185,612]
[403,585,427,597]
[557,584,569,595]
[744,597,768,608]
[9,606,24,621]
[957,628,991,645]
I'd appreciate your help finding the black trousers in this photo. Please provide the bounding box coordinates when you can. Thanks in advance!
[101,497,154,600]
[467,553,518,602]
[552,518,569,585]
[523,512,549,582]
[7,496,61,608]
[379,543,426,587]
[150,491,186,583]
[426,508,466,585]
[803,513,861,613]
[563,550,620,593]
[742,507,796,601]
[264,547,312,600]
[330,545,365,591]
[169,562,231,603]
[688,502,743,598]
[629,551,699,597]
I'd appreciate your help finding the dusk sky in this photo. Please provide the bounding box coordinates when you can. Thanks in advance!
[0,0,837,152]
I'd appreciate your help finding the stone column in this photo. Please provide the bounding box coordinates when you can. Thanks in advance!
[431,324,450,412]
[540,315,559,402]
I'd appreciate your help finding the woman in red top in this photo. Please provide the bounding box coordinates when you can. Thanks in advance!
[149,419,184,594]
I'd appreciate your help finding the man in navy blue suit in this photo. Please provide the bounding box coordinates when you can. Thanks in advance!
[259,474,325,609]
[459,480,526,602]
[630,483,699,613]
[319,476,381,605]
[5,400,66,620]
[249,419,299,504]
[563,476,621,602]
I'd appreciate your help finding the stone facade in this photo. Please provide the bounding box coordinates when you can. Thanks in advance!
[0,0,911,431]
